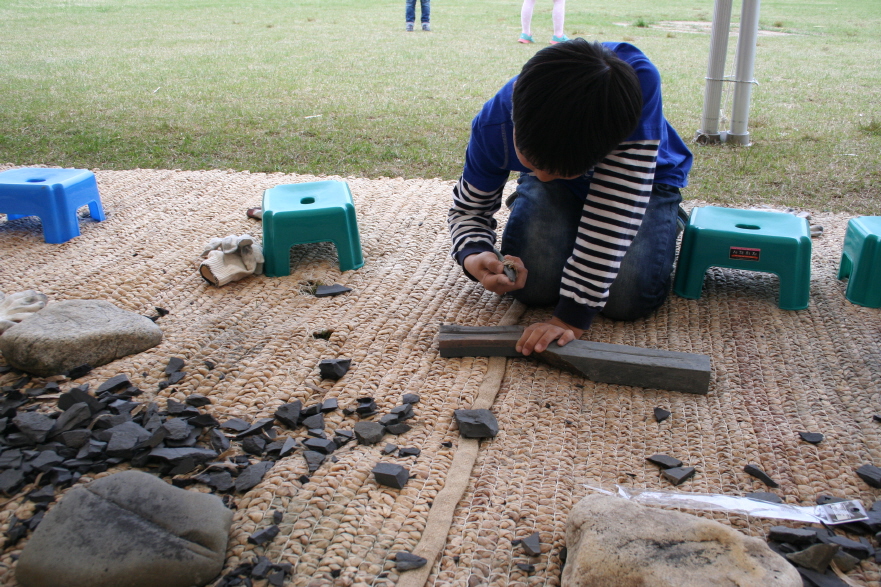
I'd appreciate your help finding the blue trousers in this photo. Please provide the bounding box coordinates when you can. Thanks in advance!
[406,0,430,23]
[500,174,682,321]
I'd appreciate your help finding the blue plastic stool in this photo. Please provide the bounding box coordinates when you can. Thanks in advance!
[673,206,812,310]
[262,180,364,276]
[0,168,106,243]
[838,216,881,308]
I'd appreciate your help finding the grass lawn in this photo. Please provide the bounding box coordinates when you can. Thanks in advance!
[1,0,879,213]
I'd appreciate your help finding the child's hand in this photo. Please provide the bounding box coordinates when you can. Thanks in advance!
[516,317,584,356]
[464,251,527,295]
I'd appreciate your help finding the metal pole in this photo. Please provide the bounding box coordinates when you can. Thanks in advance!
[696,0,733,144]
[727,0,761,145]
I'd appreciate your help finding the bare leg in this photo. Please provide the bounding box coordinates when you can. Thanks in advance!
[521,0,536,35]
[552,0,566,38]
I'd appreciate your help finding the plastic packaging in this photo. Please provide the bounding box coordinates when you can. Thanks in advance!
[584,485,868,525]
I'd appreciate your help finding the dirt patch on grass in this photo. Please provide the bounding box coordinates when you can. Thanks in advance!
[614,21,791,36]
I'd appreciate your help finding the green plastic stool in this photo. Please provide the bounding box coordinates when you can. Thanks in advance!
[838,216,881,308]
[673,206,812,310]
[262,180,364,277]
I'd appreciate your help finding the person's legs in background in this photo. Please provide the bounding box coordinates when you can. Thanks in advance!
[550,0,568,43]
[405,0,416,30]
[519,0,537,43]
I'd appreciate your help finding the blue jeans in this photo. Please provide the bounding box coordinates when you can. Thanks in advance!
[500,174,683,321]
[406,0,430,23]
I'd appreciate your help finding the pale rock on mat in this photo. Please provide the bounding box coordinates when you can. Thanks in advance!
[0,165,879,587]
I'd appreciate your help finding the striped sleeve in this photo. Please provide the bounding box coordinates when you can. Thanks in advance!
[554,140,660,329]
[447,176,505,271]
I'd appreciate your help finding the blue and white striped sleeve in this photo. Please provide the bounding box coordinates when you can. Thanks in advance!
[448,176,505,274]
[554,140,659,329]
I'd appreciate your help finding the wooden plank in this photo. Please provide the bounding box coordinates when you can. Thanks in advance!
[437,325,712,395]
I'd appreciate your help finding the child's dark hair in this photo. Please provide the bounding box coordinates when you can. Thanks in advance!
[512,39,643,177]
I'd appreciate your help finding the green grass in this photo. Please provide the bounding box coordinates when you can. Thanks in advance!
[1,0,879,213]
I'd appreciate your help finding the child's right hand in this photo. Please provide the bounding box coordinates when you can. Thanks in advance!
[464,251,527,295]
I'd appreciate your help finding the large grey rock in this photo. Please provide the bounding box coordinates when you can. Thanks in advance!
[563,494,801,587]
[0,300,163,377]
[16,470,232,587]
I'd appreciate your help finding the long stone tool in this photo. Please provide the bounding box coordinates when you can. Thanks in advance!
[437,325,712,395]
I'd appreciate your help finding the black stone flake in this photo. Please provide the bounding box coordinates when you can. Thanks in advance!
[744,464,779,488]
[799,431,824,444]
[188,413,219,429]
[520,532,542,556]
[453,409,499,439]
[162,418,193,442]
[382,444,398,455]
[279,438,298,458]
[185,394,212,407]
[402,394,420,405]
[653,407,671,422]
[247,525,280,546]
[856,464,881,488]
[301,413,324,430]
[386,423,412,435]
[662,466,696,486]
[64,365,93,380]
[398,447,421,458]
[372,462,409,489]
[646,454,683,469]
[235,461,274,493]
[302,438,336,455]
[746,491,783,504]
[769,526,818,546]
[318,358,351,380]
[272,510,283,525]
[314,284,352,297]
[167,371,186,385]
[234,418,275,439]
[441,441,453,448]
[303,451,325,473]
[0,469,25,493]
[274,402,302,428]
[516,563,535,573]
[95,374,131,395]
[306,428,326,439]
[394,551,427,571]
[242,436,267,456]
[354,422,385,445]
[251,556,272,579]
[165,357,185,375]
[221,418,251,433]
[13,412,55,444]
[321,398,338,413]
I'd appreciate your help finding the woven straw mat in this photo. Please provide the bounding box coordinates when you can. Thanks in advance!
[0,166,879,587]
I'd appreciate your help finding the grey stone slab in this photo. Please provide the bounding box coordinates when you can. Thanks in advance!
[274,402,302,428]
[354,421,385,445]
[149,447,218,465]
[0,300,163,377]
[16,470,231,587]
[318,358,351,380]
[453,409,499,438]
[372,463,409,489]
[106,422,152,458]
[856,464,881,488]
[662,466,696,486]
[13,412,55,444]
[235,461,273,493]
[521,532,542,556]
[301,413,324,430]
[394,551,427,571]
[437,325,712,395]
[744,464,780,488]
[314,284,352,298]
[646,454,683,469]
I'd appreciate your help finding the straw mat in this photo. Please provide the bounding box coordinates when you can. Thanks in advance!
[0,166,879,587]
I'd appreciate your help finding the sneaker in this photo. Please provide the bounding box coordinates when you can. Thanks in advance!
[518,33,534,44]
[422,23,431,31]
[406,22,414,32]
[550,34,570,44]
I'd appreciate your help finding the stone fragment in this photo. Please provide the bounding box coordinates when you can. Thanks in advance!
[390,404,415,421]
[314,284,352,297]
[267,571,285,586]
[272,510,283,525]
[165,357,185,375]
[279,438,297,458]
[248,525,280,546]
[646,454,683,469]
[0,469,25,493]
[653,407,671,422]
[274,402,301,428]
[188,413,218,429]
[162,418,192,442]
[382,444,398,455]
[746,492,783,504]
[27,485,56,503]
[57,387,104,414]
[402,394,420,405]
[252,556,272,579]
[831,550,860,573]
[220,418,250,433]
[95,374,131,395]
[51,403,92,436]
[64,365,93,379]
[516,563,535,573]
[354,421,385,445]
[321,398,338,412]
[29,451,63,471]
[13,412,56,444]
[394,551,427,571]
[242,436,266,456]
[372,463,409,489]
[302,413,324,430]
[15,470,232,587]
[60,429,91,449]
[520,532,542,556]
[106,422,152,458]
[185,394,211,407]
[399,447,421,458]
[0,300,163,377]
[303,451,325,473]
[235,461,273,493]
[386,423,412,435]
[744,464,780,488]
[453,409,499,438]
[167,372,185,385]
[856,464,881,488]
[234,418,274,439]
[769,526,818,546]
[149,447,218,465]
[355,397,377,414]
[786,543,839,573]
[302,438,336,455]
[798,432,823,444]
[199,471,235,493]
[823,534,873,559]
[306,428,325,438]
[565,494,800,587]
[318,358,351,380]
[662,466,696,486]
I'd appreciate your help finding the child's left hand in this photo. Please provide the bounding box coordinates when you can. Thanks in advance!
[516,317,584,356]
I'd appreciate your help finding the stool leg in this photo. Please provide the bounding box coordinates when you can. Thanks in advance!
[837,252,852,280]
[261,214,292,277]
[672,227,706,300]
[87,199,106,222]
[777,247,811,311]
